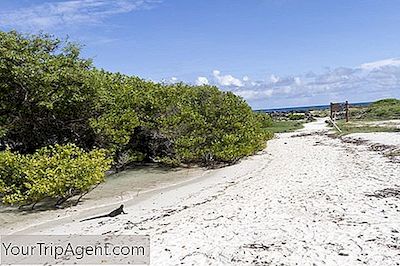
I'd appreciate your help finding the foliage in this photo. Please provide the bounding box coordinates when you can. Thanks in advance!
[266,120,304,133]
[330,98,400,134]
[334,121,400,135]
[0,31,97,153]
[310,109,330,118]
[92,81,272,165]
[0,30,274,170]
[0,144,111,208]
[288,113,306,120]
[0,30,277,211]
[365,98,400,119]
[347,107,367,119]
[255,112,273,128]
[0,150,27,204]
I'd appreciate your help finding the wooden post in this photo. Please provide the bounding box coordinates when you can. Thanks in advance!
[330,102,333,119]
[345,101,349,122]
[329,117,342,132]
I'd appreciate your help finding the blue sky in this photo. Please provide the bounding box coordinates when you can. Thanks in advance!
[1,0,400,109]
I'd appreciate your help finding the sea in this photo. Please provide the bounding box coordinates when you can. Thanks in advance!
[256,102,372,113]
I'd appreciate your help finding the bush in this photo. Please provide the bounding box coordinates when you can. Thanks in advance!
[255,112,273,128]
[1,30,274,170]
[366,98,400,118]
[92,81,272,166]
[0,150,28,204]
[0,144,111,208]
[288,113,305,120]
[0,31,97,153]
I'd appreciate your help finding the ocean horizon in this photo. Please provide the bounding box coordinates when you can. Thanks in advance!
[256,101,372,113]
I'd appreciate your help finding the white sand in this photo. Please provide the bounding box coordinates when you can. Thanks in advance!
[0,167,207,235]
[367,119,400,129]
[8,118,400,265]
[344,132,400,147]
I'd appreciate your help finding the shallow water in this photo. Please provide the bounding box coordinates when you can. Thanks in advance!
[86,165,203,201]
[0,165,205,234]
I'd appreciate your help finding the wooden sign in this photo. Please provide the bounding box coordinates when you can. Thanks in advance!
[330,101,349,122]
[331,103,342,112]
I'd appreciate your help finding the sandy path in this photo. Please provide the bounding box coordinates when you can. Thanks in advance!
[24,119,400,265]
[344,132,400,146]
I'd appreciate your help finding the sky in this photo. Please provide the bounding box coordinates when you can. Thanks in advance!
[1,0,400,109]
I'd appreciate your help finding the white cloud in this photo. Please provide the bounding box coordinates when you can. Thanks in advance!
[195,76,209,86]
[212,70,243,87]
[235,89,273,100]
[197,58,400,109]
[0,0,161,30]
[270,74,280,83]
[242,76,249,82]
[294,77,301,85]
[170,77,178,83]
[360,58,400,70]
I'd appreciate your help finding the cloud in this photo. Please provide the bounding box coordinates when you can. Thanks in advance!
[197,58,400,109]
[195,76,209,86]
[235,89,273,100]
[360,58,400,70]
[212,70,244,87]
[0,0,161,30]
[270,74,280,83]
[170,77,178,83]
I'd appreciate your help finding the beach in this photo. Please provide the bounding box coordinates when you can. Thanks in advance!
[4,118,400,265]
[0,166,207,235]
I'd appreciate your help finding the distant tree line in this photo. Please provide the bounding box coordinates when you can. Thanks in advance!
[0,31,273,208]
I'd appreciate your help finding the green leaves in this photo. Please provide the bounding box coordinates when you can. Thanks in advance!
[91,80,273,166]
[0,30,274,187]
[0,144,111,207]
[366,98,400,119]
[0,31,96,152]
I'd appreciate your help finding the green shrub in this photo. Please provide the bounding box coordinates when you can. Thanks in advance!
[0,30,274,170]
[0,31,97,153]
[255,112,273,128]
[167,86,269,163]
[366,98,400,119]
[0,144,111,208]
[0,150,28,204]
[92,81,272,166]
[288,113,305,120]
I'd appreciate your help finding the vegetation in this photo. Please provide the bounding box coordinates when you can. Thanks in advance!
[0,31,273,207]
[255,112,305,133]
[310,109,330,118]
[288,113,305,120]
[342,98,400,121]
[0,31,97,153]
[329,98,400,135]
[254,112,274,137]
[91,79,271,166]
[334,121,400,135]
[265,120,304,133]
[365,98,400,119]
[0,144,111,208]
